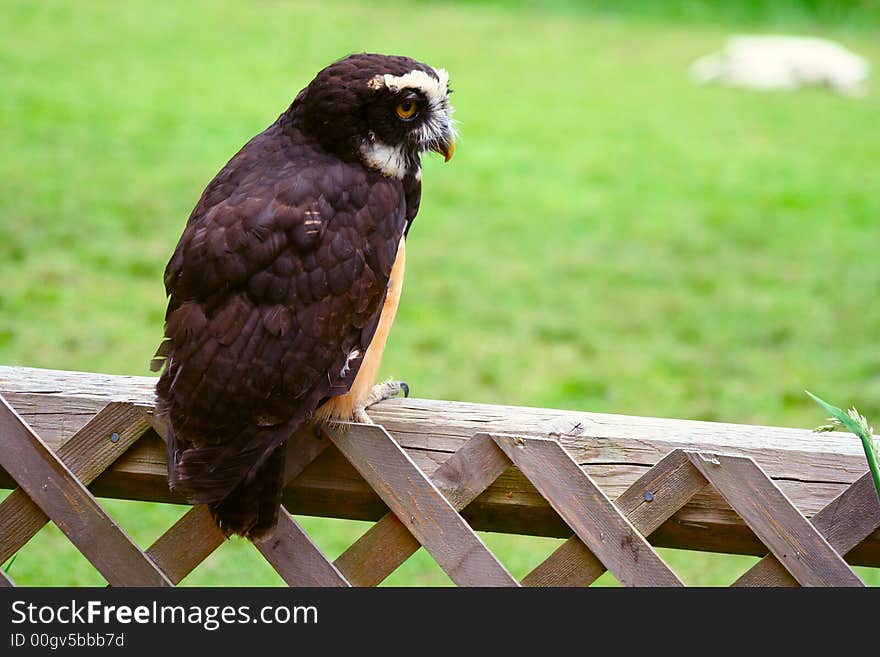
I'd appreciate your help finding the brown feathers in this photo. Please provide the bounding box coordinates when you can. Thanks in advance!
[154,53,452,537]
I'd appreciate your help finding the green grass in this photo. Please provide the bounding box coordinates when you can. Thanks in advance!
[449,0,880,30]
[1,0,879,586]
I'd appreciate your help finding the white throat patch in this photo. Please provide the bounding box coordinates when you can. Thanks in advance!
[359,139,409,179]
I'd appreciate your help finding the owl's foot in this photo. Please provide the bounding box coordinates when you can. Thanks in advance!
[352,380,409,424]
[367,379,409,407]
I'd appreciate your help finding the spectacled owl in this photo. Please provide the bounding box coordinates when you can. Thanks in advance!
[152,53,455,538]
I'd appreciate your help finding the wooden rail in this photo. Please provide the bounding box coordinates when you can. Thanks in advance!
[0,365,878,586]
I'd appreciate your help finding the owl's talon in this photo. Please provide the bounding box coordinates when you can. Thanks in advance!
[364,379,408,409]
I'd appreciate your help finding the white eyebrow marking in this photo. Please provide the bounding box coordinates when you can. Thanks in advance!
[369,68,450,107]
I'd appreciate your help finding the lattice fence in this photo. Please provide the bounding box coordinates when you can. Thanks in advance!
[1,389,878,587]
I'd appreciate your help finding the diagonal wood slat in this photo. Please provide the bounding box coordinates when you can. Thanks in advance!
[146,505,225,585]
[493,434,684,586]
[686,451,864,587]
[523,448,708,586]
[334,432,510,586]
[327,423,518,587]
[1,364,875,589]
[145,423,331,585]
[5,365,879,570]
[0,402,150,563]
[0,395,171,586]
[734,470,880,586]
[254,508,350,587]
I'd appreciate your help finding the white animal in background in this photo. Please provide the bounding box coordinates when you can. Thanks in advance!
[691,35,869,96]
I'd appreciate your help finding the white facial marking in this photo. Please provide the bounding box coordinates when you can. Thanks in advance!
[359,140,408,179]
[362,66,454,179]
[378,68,450,106]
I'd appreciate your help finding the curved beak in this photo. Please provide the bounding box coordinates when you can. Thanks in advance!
[430,137,455,162]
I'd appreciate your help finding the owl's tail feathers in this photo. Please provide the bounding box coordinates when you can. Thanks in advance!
[208,444,287,539]
[165,419,289,539]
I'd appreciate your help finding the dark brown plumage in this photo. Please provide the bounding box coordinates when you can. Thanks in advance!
[153,53,454,538]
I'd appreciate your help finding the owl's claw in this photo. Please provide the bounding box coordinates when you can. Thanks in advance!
[350,380,409,423]
[365,379,409,408]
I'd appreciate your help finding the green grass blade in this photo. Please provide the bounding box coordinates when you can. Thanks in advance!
[806,391,880,502]
[805,391,861,435]
[3,554,17,574]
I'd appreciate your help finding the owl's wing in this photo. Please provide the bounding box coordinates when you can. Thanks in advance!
[154,135,407,504]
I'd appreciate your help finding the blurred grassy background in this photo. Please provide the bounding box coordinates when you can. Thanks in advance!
[1,0,878,586]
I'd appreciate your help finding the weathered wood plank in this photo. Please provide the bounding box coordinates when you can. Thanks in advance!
[54,436,875,564]
[687,451,863,587]
[0,396,171,586]
[495,434,683,586]
[616,451,709,537]
[523,449,707,586]
[284,425,332,484]
[328,423,518,587]
[0,568,14,587]
[0,402,150,563]
[734,470,880,586]
[333,511,418,587]
[145,505,225,585]
[809,472,880,557]
[0,428,880,566]
[3,366,868,483]
[335,432,510,586]
[4,424,872,566]
[254,508,349,587]
[2,366,879,566]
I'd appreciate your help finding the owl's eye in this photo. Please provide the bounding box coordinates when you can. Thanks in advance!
[395,99,419,120]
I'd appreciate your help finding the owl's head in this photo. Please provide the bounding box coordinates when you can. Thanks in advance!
[293,53,456,179]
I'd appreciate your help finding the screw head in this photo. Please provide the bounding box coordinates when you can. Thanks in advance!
[643,491,654,502]
[110,432,120,443]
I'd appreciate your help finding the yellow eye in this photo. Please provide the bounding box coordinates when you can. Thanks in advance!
[396,99,418,120]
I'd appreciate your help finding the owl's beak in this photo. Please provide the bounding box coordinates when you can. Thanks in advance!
[431,138,455,162]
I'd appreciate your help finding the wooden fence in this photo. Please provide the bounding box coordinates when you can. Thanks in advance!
[0,365,878,586]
